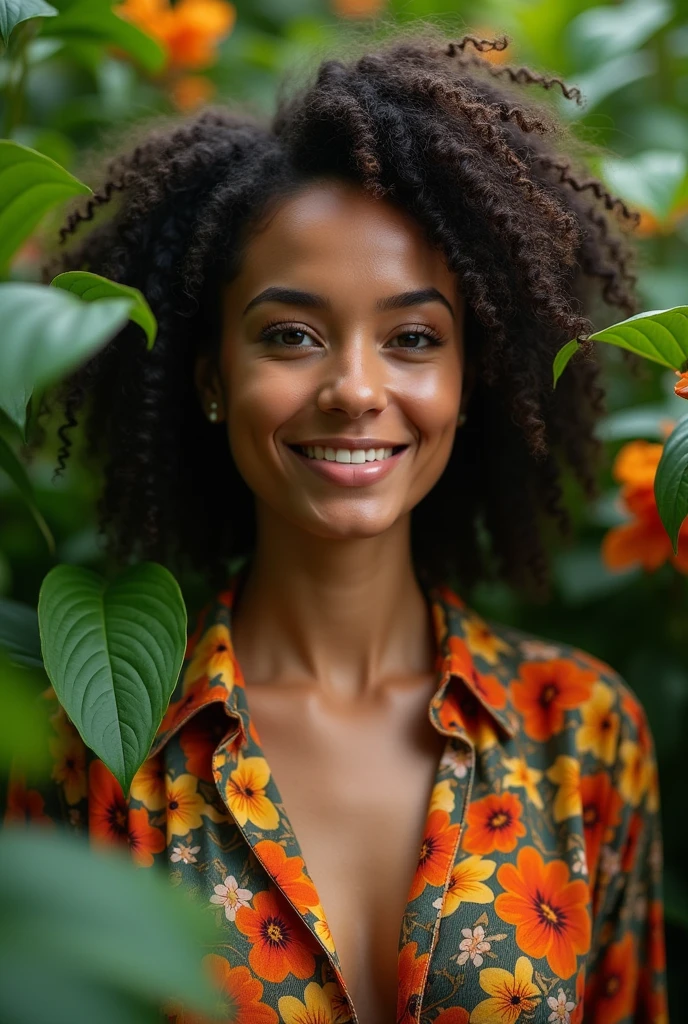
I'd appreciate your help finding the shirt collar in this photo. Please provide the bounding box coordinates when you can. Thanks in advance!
[148,561,516,759]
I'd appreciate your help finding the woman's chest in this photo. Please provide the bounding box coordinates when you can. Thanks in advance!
[243,679,448,1023]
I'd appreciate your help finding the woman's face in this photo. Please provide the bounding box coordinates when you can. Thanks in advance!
[196,178,467,542]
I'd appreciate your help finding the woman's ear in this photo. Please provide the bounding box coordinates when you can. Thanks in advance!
[194,351,225,423]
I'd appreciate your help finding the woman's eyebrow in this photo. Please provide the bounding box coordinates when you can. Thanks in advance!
[242,285,455,319]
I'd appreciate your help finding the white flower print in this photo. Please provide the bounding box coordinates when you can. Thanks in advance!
[170,843,201,865]
[440,747,473,779]
[600,844,621,881]
[547,988,575,1023]
[571,847,588,875]
[456,925,491,967]
[210,874,253,922]
[519,639,562,660]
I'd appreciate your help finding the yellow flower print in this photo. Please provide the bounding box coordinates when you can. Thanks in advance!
[575,682,620,765]
[311,903,336,954]
[469,956,540,1024]
[502,755,543,810]
[619,739,649,807]
[465,616,513,665]
[438,855,496,918]
[430,778,456,813]
[182,623,236,693]
[546,755,582,822]
[130,756,166,811]
[49,731,87,806]
[225,755,279,830]
[278,980,339,1023]
[166,773,209,837]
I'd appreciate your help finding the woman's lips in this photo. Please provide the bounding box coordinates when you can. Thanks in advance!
[287,444,409,486]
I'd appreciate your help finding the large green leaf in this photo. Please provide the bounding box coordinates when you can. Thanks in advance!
[0,282,132,436]
[0,140,90,270]
[0,432,54,551]
[52,271,157,349]
[655,414,688,553]
[38,563,187,794]
[0,596,42,668]
[0,829,220,1024]
[599,150,688,223]
[41,2,166,73]
[0,0,56,44]
[553,306,688,387]
[567,0,672,67]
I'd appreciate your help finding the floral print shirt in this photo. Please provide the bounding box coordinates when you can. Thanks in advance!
[3,565,667,1024]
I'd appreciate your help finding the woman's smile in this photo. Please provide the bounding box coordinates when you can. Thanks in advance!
[286,440,410,487]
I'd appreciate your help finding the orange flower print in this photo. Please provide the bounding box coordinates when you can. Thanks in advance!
[407,809,460,900]
[166,772,211,838]
[618,739,649,806]
[436,855,496,918]
[575,682,620,765]
[546,755,582,822]
[179,711,228,782]
[469,956,540,1024]
[448,636,508,708]
[225,755,279,831]
[210,874,253,922]
[435,1009,469,1024]
[253,840,320,914]
[130,755,166,810]
[235,887,319,983]
[463,792,527,855]
[184,953,278,1024]
[89,760,165,866]
[495,847,591,979]
[278,980,342,1023]
[510,659,596,742]
[585,932,637,1024]
[397,941,430,1024]
[3,775,53,826]
[581,772,622,890]
[310,903,336,954]
[49,731,87,805]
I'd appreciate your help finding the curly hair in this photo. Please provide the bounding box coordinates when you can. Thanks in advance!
[45,27,639,599]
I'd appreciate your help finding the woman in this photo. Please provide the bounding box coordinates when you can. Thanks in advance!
[12,29,666,1024]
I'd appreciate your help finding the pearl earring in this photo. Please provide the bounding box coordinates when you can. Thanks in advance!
[208,400,219,423]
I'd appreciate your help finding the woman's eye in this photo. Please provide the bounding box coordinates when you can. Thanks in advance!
[387,331,440,350]
[260,326,317,348]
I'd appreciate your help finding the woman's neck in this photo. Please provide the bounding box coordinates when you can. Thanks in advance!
[230,504,436,702]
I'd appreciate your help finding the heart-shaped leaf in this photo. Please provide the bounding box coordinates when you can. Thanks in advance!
[0,433,54,552]
[655,413,688,553]
[0,140,91,270]
[52,271,157,349]
[0,282,132,437]
[38,563,187,795]
[553,306,688,387]
[0,0,57,45]
[41,2,166,74]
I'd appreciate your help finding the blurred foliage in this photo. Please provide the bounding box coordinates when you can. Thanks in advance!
[1,0,688,1018]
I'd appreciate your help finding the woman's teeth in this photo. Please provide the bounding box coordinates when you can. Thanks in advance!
[298,445,394,463]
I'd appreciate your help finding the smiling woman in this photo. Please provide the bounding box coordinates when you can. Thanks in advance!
[29,24,666,1024]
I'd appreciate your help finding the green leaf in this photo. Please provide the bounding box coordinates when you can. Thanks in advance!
[655,414,688,554]
[52,271,157,349]
[0,649,52,776]
[0,0,57,45]
[40,2,166,73]
[0,596,42,667]
[0,432,55,551]
[599,150,688,223]
[567,0,672,67]
[0,140,91,270]
[0,282,132,436]
[0,829,221,1022]
[553,307,688,387]
[38,563,187,794]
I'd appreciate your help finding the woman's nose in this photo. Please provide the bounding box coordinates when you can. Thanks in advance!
[315,337,388,419]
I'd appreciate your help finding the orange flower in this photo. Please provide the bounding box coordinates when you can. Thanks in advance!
[585,932,637,1024]
[89,760,165,866]
[408,809,461,900]
[602,438,688,574]
[510,659,596,742]
[463,791,526,855]
[581,772,622,891]
[397,941,430,1024]
[235,887,319,983]
[183,954,278,1024]
[3,774,53,826]
[119,0,236,70]
[495,846,591,979]
[253,840,320,914]
[674,369,688,399]
[171,74,215,111]
[179,711,228,781]
[434,1010,469,1024]
[130,754,166,810]
[331,0,385,17]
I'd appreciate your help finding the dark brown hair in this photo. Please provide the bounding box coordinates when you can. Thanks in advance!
[45,27,639,599]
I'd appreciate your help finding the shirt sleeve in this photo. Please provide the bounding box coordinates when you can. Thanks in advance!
[583,679,668,1024]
